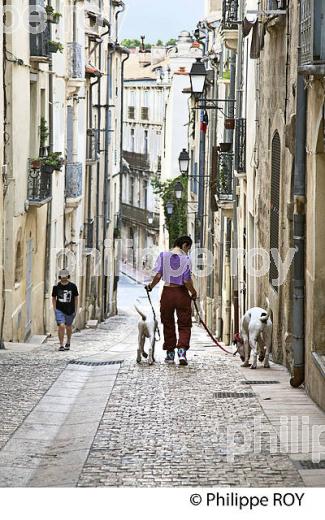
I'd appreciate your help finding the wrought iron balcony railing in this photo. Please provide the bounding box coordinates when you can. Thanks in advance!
[65,162,83,198]
[67,42,84,79]
[123,151,150,171]
[27,164,52,206]
[121,203,159,229]
[216,152,233,201]
[299,0,325,68]
[222,0,239,29]
[86,129,100,163]
[235,118,246,173]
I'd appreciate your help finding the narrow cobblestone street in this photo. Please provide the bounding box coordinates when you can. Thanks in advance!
[0,276,324,487]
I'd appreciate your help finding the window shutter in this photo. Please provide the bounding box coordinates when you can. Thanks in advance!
[269,131,281,290]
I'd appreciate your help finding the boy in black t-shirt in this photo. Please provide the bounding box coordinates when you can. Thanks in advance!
[52,269,79,351]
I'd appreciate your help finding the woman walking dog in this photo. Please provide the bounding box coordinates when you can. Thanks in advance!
[146,236,197,366]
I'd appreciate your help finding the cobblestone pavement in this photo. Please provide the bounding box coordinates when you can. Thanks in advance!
[77,351,303,487]
[0,275,323,487]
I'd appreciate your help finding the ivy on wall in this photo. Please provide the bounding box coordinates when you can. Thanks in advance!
[151,175,188,248]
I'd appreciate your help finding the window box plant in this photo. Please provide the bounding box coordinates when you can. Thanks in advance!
[45,5,62,24]
[48,40,64,54]
[41,152,65,173]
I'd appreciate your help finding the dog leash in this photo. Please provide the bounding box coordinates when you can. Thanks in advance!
[193,300,233,355]
[145,287,161,340]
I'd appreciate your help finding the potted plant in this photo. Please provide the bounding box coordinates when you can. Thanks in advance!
[40,117,49,148]
[41,152,65,173]
[45,5,54,20]
[225,118,235,130]
[48,40,64,53]
[52,12,62,23]
[31,158,42,169]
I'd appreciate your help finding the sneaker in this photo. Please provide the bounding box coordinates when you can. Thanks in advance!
[177,348,188,366]
[164,350,175,364]
[58,345,65,351]
[64,343,70,351]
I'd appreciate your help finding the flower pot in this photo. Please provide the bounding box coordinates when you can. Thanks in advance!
[219,142,232,152]
[225,118,235,130]
[41,164,55,174]
[47,14,54,23]
[53,14,61,24]
[31,159,41,169]
[48,43,59,53]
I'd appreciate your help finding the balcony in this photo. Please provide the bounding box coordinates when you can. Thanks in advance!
[299,0,325,74]
[27,164,52,207]
[121,203,159,230]
[221,0,239,51]
[216,152,233,202]
[67,42,84,80]
[123,151,150,172]
[235,118,246,174]
[65,162,83,205]
[86,129,100,164]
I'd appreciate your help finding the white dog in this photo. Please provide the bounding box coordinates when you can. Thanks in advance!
[233,298,272,369]
[134,305,158,365]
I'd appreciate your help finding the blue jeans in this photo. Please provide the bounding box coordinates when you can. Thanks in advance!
[55,309,75,326]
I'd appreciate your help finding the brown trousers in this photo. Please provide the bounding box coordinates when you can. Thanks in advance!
[160,286,192,350]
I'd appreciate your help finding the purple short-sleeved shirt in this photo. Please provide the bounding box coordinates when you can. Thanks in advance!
[153,250,192,285]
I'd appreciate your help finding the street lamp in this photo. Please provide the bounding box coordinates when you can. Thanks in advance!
[174,181,184,200]
[189,58,207,95]
[147,212,153,225]
[178,148,190,175]
[166,201,174,216]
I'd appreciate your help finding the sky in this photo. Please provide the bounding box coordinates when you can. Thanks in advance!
[119,0,204,43]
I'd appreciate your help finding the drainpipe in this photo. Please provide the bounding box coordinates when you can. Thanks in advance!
[232,0,244,335]
[290,73,306,388]
[118,45,130,237]
[43,3,54,334]
[101,35,114,320]
[0,0,7,348]
[114,1,125,44]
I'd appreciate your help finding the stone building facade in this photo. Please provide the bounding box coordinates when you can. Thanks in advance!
[1,0,125,342]
[186,0,325,410]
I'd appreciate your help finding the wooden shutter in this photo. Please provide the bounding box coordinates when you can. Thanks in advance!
[269,131,281,290]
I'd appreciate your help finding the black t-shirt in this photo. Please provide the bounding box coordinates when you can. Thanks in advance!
[52,282,79,315]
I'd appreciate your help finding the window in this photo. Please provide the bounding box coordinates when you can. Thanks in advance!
[144,130,148,155]
[128,106,135,119]
[269,131,281,291]
[129,177,134,205]
[131,128,135,153]
[141,107,149,120]
[15,241,23,284]
[144,181,148,209]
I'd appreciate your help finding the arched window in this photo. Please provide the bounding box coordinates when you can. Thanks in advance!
[269,131,281,291]
[15,241,23,284]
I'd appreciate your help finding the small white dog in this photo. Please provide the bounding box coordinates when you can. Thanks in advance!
[233,298,272,369]
[134,305,158,365]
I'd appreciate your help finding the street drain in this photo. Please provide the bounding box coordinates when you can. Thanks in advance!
[214,391,255,398]
[69,360,124,366]
[292,460,325,470]
[241,380,280,385]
